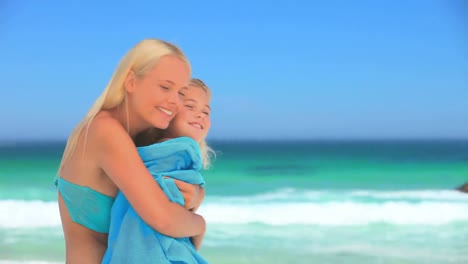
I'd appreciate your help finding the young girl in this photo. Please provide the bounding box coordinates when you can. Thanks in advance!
[102,79,213,264]
[56,39,206,263]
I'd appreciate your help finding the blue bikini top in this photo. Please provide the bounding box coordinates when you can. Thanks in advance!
[56,177,115,233]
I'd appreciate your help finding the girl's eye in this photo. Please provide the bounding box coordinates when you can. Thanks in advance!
[184,105,193,109]
[203,112,210,116]
[178,91,185,97]
[160,85,170,90]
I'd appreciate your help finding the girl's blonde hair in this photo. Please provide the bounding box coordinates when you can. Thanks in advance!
[58,39,190,172]
[134,78,215,169]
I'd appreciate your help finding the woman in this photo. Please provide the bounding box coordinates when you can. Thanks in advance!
[56,39,205,263]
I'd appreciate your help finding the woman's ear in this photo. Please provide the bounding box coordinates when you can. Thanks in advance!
[124,70,137,93]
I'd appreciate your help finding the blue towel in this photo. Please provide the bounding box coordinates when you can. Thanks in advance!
[102,137,208,264]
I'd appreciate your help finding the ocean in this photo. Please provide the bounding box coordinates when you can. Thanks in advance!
[0,140,467,264]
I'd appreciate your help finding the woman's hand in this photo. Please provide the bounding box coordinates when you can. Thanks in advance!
[172,179,205,212]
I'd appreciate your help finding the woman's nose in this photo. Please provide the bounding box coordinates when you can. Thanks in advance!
[168,91,180,104]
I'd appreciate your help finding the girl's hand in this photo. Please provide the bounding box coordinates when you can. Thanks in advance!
[172,179,205,211]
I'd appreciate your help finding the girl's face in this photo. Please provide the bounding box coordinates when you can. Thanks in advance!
[126,55,191,130]
[165,85,211,142]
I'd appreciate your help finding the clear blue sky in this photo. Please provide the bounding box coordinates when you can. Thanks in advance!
[1,0,466,140]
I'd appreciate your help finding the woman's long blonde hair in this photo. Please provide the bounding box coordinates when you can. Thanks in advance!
[58,39,190,172]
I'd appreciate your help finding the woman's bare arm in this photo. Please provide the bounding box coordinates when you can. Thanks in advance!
[91,117,205,238]
[190,230,205,250]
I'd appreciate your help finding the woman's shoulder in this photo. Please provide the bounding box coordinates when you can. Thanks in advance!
[93,110,116,123]
[86,111,131,147]
[90,111,124,133]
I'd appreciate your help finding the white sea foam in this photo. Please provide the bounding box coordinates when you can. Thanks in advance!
[349,189,468,201]
[199,201,468,225]
[206,188,468,203]
[1,189,468,228]
[0,200,61,228]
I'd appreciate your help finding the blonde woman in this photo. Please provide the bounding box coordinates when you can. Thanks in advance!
[103,79,213,263]
[56,39,205,263]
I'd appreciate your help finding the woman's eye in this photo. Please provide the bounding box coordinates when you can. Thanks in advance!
[184,105,193,109]
[160,85,169,90]
[203,112,210,116]
[178,91,185,97]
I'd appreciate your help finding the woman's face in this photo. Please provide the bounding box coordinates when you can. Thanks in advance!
[127,55,191,130]
[165,85,211,143]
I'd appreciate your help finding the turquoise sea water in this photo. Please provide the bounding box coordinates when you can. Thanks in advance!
[0,140,467,264]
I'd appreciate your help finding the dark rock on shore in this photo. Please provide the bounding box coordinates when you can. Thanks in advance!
[456,183,468,193]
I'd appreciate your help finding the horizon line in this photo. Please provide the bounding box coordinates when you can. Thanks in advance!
[3,137,468,144]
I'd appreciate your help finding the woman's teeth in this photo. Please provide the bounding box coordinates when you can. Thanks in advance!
[158,107,173,116]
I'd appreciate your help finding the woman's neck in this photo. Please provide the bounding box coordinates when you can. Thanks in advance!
[111,104,149,139]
